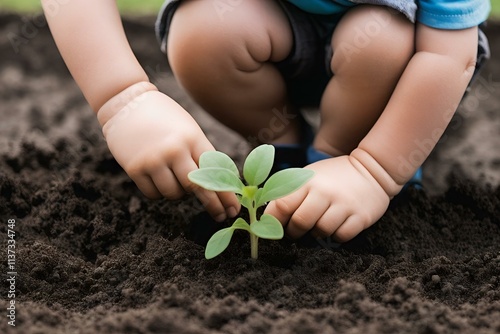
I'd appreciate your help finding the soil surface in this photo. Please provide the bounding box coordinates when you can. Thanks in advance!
[1,13,499,334]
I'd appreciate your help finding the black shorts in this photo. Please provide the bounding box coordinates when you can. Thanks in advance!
[156,0,490,107]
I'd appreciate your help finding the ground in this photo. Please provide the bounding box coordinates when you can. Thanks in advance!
[0,13,499,334]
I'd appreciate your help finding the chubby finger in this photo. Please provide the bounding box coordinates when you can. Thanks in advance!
[191,139,216,170]
[131,173,163,199]
[286,194,330,239]
[332,215,365,243]
[264,188,308,230]
[216,191,241,218]
[192,186,240,222]
[150,166,185,200]
[172,156,228,221]
[311,205,349,238]
[193,188,229,222]
[172,157,205,193]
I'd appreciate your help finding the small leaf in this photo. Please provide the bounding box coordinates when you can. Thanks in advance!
[243,145,274,186]
[239,196,253,210]
[189,167,244,194]
[250,214,284,240]
[253,188,264,208]
[254,188,264,208]
[255,188,264,208]
[205,227,235,259]
[257,168,314,206]
[199,151,239,177]
[231,218,251,232]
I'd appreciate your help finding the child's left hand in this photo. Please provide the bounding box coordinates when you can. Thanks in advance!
[264,155,391,242]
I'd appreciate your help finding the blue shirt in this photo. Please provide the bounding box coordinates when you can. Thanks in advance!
[287,0,491,29]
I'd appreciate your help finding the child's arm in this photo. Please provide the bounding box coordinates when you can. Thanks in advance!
[42,0,240,221]
[353,24,478,195]
[330,24,479,240]
[41,0,147,111]
[266,24,478,241]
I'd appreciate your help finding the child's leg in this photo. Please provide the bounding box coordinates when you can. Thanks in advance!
[315,6,415,157]
[167,0,299,144]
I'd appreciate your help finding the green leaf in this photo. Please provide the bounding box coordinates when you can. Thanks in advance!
[188,167,244,194]
[256,168,314,206]
[250,214,284,240]
[205,219,250,259]
[205,227,235,259]
[199,151,239,177]
[231,218,251,232]
[254,188,263,208]
[243,145,275,186]
[253,188,263,208]
[239,195,253,210]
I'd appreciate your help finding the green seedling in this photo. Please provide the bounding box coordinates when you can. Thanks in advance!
[188,144,314,260]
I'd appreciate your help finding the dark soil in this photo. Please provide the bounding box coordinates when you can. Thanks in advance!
[1,13,499,334]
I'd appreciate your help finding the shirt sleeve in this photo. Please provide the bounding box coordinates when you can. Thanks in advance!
[417,0,491,29]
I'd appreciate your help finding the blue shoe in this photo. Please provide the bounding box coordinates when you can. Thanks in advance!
[271,118,424,190]
[271,117,313,173]
[306,144,331,164]
[271,142,308,172]
[272,142,332,171]
[271,118,328,173]
[403,167,423,190]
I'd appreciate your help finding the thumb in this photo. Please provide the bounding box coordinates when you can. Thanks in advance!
[263,197,294,228]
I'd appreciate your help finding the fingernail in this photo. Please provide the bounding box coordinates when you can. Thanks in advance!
[227,206,238,218]
[215,213,227,223]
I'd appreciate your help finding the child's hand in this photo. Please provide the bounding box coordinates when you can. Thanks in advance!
[98,82,240,222]
[264,155,391,242]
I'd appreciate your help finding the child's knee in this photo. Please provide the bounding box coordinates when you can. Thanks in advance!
[167,0,292,84]
[331,5,415,77]
[166,2,232,83]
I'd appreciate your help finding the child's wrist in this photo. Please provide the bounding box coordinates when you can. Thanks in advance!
[349,148,403,198]
[97,81,158,127]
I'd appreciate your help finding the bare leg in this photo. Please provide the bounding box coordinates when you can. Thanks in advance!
[315,6,415,156]
[168,0,299,144]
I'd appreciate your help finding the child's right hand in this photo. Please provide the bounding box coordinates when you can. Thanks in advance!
[97,82,240,222]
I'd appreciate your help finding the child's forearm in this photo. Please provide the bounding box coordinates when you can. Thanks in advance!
[41,0,149,112]
[353,24,478,195]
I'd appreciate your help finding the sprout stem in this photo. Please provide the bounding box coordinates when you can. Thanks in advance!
[249,204,258,259]
[250,234,259,260]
